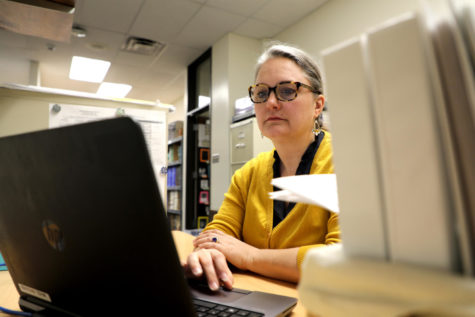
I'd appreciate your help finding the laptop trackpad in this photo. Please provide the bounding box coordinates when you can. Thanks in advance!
[189,280,297,316]
[189,281,251,304]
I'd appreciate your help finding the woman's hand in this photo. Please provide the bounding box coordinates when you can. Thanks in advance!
[188,229,300,284]
[182,248,234,291]
[193,229,258,271]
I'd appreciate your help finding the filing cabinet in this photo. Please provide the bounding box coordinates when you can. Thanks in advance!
[230,117,274,174]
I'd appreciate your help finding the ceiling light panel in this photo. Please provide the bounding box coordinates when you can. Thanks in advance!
[69,56,110,83]
[97,82,132,98]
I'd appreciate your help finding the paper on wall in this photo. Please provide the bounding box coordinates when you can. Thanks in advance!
[49,103,167,201]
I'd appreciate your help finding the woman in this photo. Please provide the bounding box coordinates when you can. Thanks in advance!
[183,43,340,291]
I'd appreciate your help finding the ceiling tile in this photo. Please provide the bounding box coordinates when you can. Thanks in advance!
[24,36,54,53]
[34,44,74,67]
[173,6,247,49]
[129,0,201,44]
[0,32,57,61]
[205,0,268,16]
[128,84,177,103]
[39,54,75,80]
[155,86,184,105]
[74,27,126,52]
[234,18,284,39]
[70,28,126,61]
[129,70,185,104]
[0,45,37,62]
[0,29,30,49]
[127,88,153,101]
[150,44,201,75]
[1,0,329,103]
[41,66,99,93]
[103,63,144,84]
[74,0,144,33]
[113,50,156,68]
[156,86,185,105]
[166,71,186,103]
[253,0,327,28]
[135,70,175,90]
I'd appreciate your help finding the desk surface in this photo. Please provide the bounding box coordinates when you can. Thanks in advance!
[0,231,307,316]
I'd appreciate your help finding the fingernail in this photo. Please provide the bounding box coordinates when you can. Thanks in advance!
[192,267,202,276]
[219,273,228,282]
[209,282,219,291]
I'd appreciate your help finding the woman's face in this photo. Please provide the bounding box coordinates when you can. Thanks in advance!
[254,57,323,143]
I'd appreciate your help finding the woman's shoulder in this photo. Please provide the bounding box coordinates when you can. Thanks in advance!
[319,130,333,152]
[253,149,275,162]
[313,130,334,173]
[321,130,332,143]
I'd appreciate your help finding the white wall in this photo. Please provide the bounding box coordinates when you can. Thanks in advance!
[274,0,420,63]
[0,56,31,85]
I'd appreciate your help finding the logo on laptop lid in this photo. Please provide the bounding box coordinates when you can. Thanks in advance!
[42,220,65,251]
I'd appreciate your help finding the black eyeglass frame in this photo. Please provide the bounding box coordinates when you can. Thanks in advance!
[248,81,320,103]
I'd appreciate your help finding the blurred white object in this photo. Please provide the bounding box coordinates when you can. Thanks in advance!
[299,244,475,317]
[270,174,339,213]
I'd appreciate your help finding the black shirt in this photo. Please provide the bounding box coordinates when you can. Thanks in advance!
[272,132,325,228]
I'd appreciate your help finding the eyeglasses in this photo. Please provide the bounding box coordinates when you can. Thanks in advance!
[248,81,319,103]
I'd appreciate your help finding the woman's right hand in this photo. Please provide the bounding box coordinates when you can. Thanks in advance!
[182,248,234,291]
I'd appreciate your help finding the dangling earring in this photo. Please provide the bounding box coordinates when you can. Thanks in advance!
[313,120,321,136]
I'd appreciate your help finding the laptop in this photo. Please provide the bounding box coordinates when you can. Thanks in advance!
[0,117,297,317]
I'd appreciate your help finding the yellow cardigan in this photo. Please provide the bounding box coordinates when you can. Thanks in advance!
[204,131,340,268]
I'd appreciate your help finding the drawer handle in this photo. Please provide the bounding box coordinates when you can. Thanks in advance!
[235,143,246,149]
[238,132,245,139]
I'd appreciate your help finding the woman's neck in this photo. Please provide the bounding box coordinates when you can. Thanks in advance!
[274,133,315,177]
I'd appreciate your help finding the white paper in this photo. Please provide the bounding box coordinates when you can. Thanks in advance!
[49,103,167,201]
[270,174,340,213]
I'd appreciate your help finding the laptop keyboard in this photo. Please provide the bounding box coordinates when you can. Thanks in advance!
[193,299,264,317]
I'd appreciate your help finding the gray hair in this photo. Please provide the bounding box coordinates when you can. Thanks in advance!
[255,43,324,126]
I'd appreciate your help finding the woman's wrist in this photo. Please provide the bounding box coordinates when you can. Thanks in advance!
[243,245,258,271]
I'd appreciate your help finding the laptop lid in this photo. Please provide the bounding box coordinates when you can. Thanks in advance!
[0,117,297,317]
[0,117,195,316]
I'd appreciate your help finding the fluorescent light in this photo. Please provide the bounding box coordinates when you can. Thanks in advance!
[69,56,110,83]
[97,82,132,98]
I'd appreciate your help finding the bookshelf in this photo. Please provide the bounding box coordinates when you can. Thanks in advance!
[167,120,183,230]
[185,108,211,230]
[184,48,212,230]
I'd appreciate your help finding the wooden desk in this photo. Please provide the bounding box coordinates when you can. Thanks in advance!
[0,231,307,316]
[0,270,18,314]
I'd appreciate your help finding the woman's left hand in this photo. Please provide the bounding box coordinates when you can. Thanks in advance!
[193,229,257,271]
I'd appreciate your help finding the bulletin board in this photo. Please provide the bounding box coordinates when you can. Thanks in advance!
[48,103,167,200]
